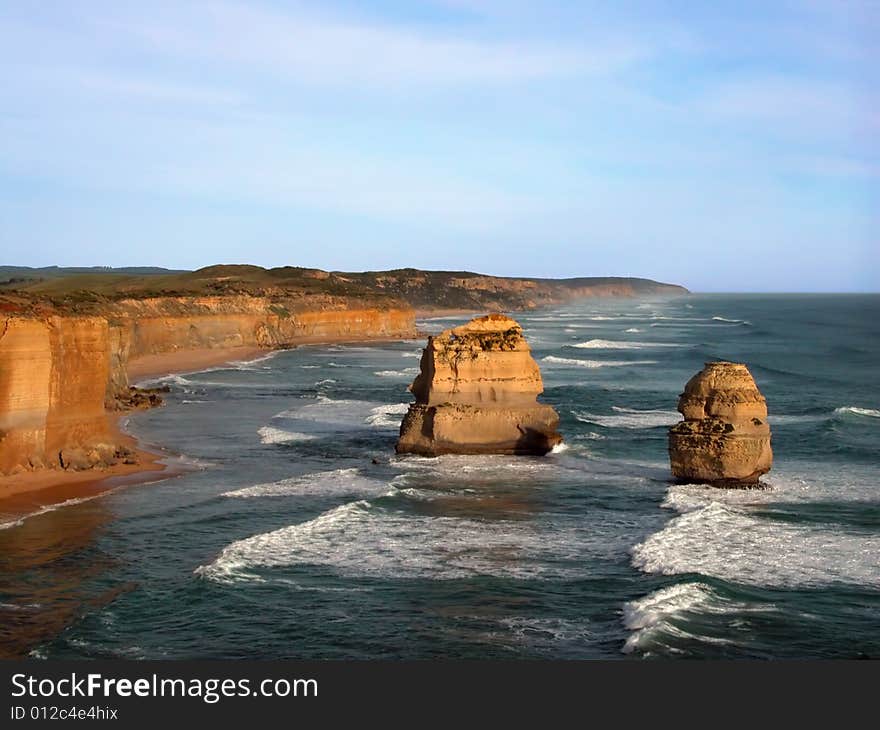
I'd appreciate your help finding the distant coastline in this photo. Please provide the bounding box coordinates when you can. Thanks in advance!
[0,264,687,510]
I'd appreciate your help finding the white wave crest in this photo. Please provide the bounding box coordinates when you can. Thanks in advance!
[226,351,281,370]
[196,496,614,583]
[258,426,317,444]
[712,316,751,325]
[373,368,419,378]
[572,407,680,429]
[0,493,112,531]
[542,356,657,368]
[276,396,380,429]
[223,468,388,499]
[631,483,880,589]
[834,406,880,419]
[622,582,753,655]
[570,339,680,349]
[365,403,410,429]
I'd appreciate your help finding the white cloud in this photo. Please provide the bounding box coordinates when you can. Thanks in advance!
[97,1,649,87]
[695,75,877,141]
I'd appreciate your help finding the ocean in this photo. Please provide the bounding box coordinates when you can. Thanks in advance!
[1,293,878,659]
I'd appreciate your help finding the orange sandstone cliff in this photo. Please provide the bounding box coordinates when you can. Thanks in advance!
[0,316,119,474]
[0,297,416,478]
[396,314,562,456]
[0,264,686,480]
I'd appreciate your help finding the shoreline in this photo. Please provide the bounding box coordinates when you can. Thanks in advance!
[0,345,270,520]
[0,414,172,524]
[0,333,418,518]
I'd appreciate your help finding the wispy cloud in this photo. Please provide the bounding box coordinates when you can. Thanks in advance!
[97,1,651,87]
[697,75,877,138]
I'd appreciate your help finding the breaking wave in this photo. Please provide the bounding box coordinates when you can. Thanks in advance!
[542,356,657,368]
[196,493,618,583]
[572,407,680,429]
[834,406,880,419]
[569,339,681,350]
[258,426,317,444]
[0,494,109,531]
[621,582,761,655]
[222,468,388,499]
[365,403,410,429]
[373,368,419,378]
[631,480,880,589]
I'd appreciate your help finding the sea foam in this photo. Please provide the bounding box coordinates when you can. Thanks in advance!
[542,356,657,368]
[570,339,680,350]
[834,406,880,419]
[631,479,880,589]
[196,494,617,584]
[222,468,388,499]
[373,368,419,378]
[621,582,758,655]
[365,403,410,429]
[572,407,680,429]
[258,426,317,444]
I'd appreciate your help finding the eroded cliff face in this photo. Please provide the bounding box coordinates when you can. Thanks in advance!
[397,314,562,456]
[107,297,414,361]
[0,316,127,474]
[668,361,773,486]
[0,300,417,476]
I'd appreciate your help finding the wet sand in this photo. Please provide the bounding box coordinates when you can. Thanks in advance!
[0,415,170,523]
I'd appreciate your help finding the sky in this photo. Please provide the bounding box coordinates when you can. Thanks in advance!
[0,1,877,291]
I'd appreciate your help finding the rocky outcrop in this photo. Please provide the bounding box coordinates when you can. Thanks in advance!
[668,361,772,486]
[396,314,562,455]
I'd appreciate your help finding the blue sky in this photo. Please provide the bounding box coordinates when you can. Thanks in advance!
[0,1,876,291]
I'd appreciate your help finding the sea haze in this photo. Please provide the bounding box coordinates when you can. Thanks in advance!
[1,294,878,659]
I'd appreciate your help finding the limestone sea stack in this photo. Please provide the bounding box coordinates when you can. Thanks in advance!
[668,361,772,486]
[396,314,562,456]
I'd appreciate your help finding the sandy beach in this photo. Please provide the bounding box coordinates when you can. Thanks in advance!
[127,346,267,382]
[0,414,168,520]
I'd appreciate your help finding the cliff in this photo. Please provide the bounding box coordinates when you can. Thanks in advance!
[668,361,773,486]
[0,263,686,480]
[0,295,416,477]
[0,315,125,474]
[396,314,562,455]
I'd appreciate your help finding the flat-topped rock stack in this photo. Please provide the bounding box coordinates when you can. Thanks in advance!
[396,314,562,456]
[668,361,773,486]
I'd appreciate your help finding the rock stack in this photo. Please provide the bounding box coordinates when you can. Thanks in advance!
[396,314,562,456]
[668,361,772,486]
